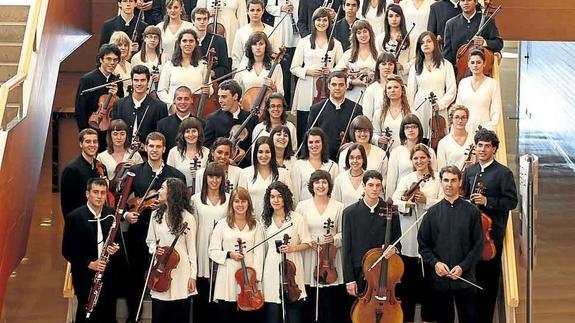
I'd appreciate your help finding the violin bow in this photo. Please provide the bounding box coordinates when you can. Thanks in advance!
[131,8,144,43]
[267,12,291,40]
[394,23,415,60]
[315,236,320,322]
[80,77,131,95]
[294,98,331,157]
[456,4,502,59]
[335,90,364,160]
[136,237,159,322]
[244,222,294,254]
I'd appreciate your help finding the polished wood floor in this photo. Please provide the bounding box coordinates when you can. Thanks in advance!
[2,42,575,323]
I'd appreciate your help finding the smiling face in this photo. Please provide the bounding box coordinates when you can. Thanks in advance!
[232,195,249,216]
[355,27,370,45]
[256,142,272,167]
[269,189,285,211]
[273,130,289,151]
[213,144,231,167]
[132,73,149,95]
[314,16,329,32]
[174,89,193,115]
[99,53,119,75]
[207,174,223,191]
[268,98,284,120]
[180,33,197,56]
[411,150,430,172]
[312,178,329,197]
[80,134,99,158]
[184,127,199,145]
[307,135,323,157]
[348,148,364,171]
[476,140,496,162]
[146,139,166,162]
[353,128,370,144]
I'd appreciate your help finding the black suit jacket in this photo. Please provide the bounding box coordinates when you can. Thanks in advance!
[75,69,124,131]
[60,155,101,218]
[463,160,517,247]
[334,17,356,52]
[198,33,231,79]
[297,0,343,38]
[204,108,257,150]
[99,15,148,48]
[110,95,168,143]
[427,0,461,43]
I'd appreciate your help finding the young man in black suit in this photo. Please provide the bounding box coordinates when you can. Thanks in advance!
[156,86,195,155]
[297,0,342,38]
[100,0,148,52]
[191,7,231,80]
[427,0,461,47]
[62,177,120,323]
[334,0,358,51]
[463,128,517,323]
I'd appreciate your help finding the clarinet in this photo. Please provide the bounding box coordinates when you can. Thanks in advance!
[86,173,135,318]
[286,0,299,34]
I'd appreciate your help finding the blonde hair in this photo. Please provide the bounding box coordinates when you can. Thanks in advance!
[109,31,132,60]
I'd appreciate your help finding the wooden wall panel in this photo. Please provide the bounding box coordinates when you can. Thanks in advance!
[0,0,91,316]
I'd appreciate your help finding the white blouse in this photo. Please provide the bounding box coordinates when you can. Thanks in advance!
[290,159,339,203]
[234,64,285,95]
[391,171,441,257]
[166,146,211,188]
[156,21,195,62]
[338,144,388,173]
[436,132,475,170]
[208,218,265,302]
[362,81,384,121]
[385,144,437,199]
[372,109,408,155]
[334,49,378,105]
[266,0,301,48]
[252,121,298,151]
[195,165,244,194]
[332,171,365,208]
[295,198,344,287]
[290,35,344,112]
[231,23,282,69]
[262,211,311,303]
[400,0,432,49]
[407,60,456,139]
[238,166,293,221]
[375,32,415,78]
[192,192,230,279]
[360,6,385,34]
[146,210,198,300]
[96,150,144,179]
[157,61,209,105]
[114,61,132,97]
[130,52,163,73]
[197,0,248,53]
[456,76,501,133]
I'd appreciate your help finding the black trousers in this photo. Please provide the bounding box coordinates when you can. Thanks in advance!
[151,296,192,323]
[280,46,297,108]
[264,300,305,323]
[435,288,478,323]
[476,244,503,323]
[122,230,151,321]
[397,255,436,322]
[73,274,118,323]
[194,277,218,323]
[303,285,349,323]
[216,300,263,323]
[296,110,309,146]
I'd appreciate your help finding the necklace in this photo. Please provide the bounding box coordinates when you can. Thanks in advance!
[350,170,363,178]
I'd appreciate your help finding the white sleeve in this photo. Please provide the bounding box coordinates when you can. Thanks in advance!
[437,60,456,111]
[208,221,228,265]
[157,62,173,105]
[290,39,307,80]
[392,175,411,214]
[488,80,502,131]
[186,213,198,279]
[406,65,417,109]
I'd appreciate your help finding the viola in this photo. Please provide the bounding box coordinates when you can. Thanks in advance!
[314,218,338,285]
[94,160,116,208]
[127,190,159,214]
[207,0,226,37]
[429,92,447,151]
[401,173,432,204]
[194,48,219,118]
[147,222,190,292]
[472,180,497,261]
[461,143,476,172]
[351,200,404,323]
[235,238,265,311]
[88,75,120,131]
[276,234,301,303]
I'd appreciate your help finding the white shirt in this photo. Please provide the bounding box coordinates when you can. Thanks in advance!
[234,63,284,95]
[362,82,384,121]
[231,23,282,69]
[195,165,244,194]
[166,146,210,188]
[456,76,501,133]
[238,166,293,221]
[156,20,195,62]
[87,203,104,258]
[290,159,339,203]
[334,49,378,105]
[252,121,298,151]
[157,61,209,105]
[385,144,437,199]
[436,132,475,170]
[96,150,144,179]
[338,144,388,173]
[266,0,301,48]
[332,171,365,208]
[372,109,407,159]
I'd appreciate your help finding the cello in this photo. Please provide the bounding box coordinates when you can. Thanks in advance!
[147,222,190,292]
[471,177,497,261]
[351,200,404,323]
[429,92,447,151]
[314,218,338,285]
[194,47,219,118]
[235,238,265,311]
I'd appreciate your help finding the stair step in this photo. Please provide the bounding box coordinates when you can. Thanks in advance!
[2,103,20,126]
[0,22,26,43]
[0,5,30,23]
[0,42,22,63]
[0,63,18,82]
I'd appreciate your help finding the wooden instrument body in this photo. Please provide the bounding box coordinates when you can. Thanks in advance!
[127,189,158,213]
[280,258,302,303]
[235,238,264,311]
[455,46,495,84]
[314,218,338,284]
[147,246,181,292]
[313,74,330,104]
[240,86,272,121]
[89,93,117,131]
[473,181,497,261]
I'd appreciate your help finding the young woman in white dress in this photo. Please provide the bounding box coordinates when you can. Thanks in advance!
[400,0,432,47]
[270,125,297,171]
[333,143,367,207]
[456,49,502,133]
[156,0,194,61]
[291,127,339,203]
[97,119,144,179]
[197,0,248,53]
[291,7,344,141]
[295,170,345,323]
[363,53,397,122]
[359,0,387,34]
[334,20,379,105]
[391,143,441,323]
[166,117,210,189]
[234,31,284,96]
[146,178,198,323]
[407,31,456,141]
[195,137,244,194]
[131,26,164,89]
[157,29,211,105]
[436,105,476,170]
[372,74,412,157]
[385,113,437,199]
[252,93,298,151]
[339,115,387,172]
[261,181,311,323]
[238,136,293,220]
[208,187,265,323]
[375,4,415,79]
[109,31,132,97]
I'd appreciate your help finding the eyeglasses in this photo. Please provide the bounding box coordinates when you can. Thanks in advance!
[103,57,120,63]
[354,129,370,133]
[404,124,418,130]
[145,35,160,40]
[452,115,468,120]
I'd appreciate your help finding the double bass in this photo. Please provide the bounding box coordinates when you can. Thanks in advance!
[235,238,265,311]
[351,200,404,323]
[147,222,190,292]
[314,218,337,285]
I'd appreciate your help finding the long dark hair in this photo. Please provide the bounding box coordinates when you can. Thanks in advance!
[399,113,424,144]
[383,4,409,49]
[261,181,294,228]
[176,117,205,159]
[154,178,193,235]
[374,52,397,81]
[251,136,279,183]
[310,7,335,50]
[269,125,294,160]
[415,31,443,75]
[362,0,386,17]
[171,29,201,67]
[200,162,227,205]
[245,31,273,71]
[299,127,330,163]
[350,20,378,63]
[263,93,288,131]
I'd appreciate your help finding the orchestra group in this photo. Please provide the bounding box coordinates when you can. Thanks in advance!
[61,0,519,322]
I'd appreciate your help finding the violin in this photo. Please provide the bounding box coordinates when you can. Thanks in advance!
[94,160,116,208]
[188,157,200,195]
[401,173,432,205]
[109,138,142,195]
[240,47,287,121]
[347,68,375,90]
[429,92,447,151]
[275,234,302,303]
[88,74,120,131]
[148,65,160,99]
[194,48,219,118]
[454,0,501,84]
[313,55,332,105]
[351,200,404,323]
[127,189,159,213]
[314,218,338,285]
[378,127,392,151]
[472,180,497,261]
[207,0,226,37]
[461,143,476,172]
[147,222,190,292]
[235,238,265,311]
